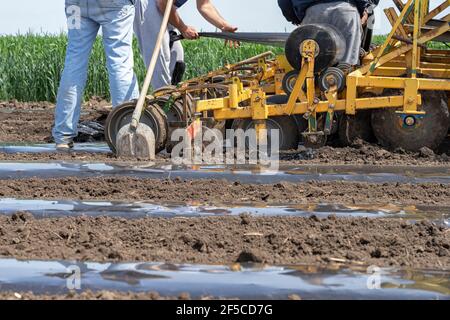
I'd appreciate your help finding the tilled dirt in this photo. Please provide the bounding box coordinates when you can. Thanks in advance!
[280,140,450,166]
[2,100,450,166]
[0,151,172,162]
[0,151,117,162]
[0,144,449,166]
[0,177,449,206]
[0,213,448,269]
[0,99,109,143]
[0,290,205,300]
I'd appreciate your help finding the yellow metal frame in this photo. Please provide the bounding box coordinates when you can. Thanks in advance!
[161,1,450,142]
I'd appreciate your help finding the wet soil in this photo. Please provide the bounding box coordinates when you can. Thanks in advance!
[0,290,202,300]
[0,99,109,143]
[0,213,448,269]
[0,151,117,162]
[1,100,450,166]
[0,151,173,162]
[0,177,449,206]
[0,144,449,166]
[280,140,450,166]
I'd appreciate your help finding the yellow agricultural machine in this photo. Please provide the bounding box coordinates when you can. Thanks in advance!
[105,0,450,154]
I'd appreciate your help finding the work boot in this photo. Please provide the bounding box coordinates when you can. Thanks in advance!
[56,142,74,152]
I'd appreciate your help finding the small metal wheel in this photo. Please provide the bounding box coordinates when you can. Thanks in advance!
[282,70,299,96]
[231,116,300,150]
[105,100,168,154]
[371,90,450,151]
[318,67,346,93]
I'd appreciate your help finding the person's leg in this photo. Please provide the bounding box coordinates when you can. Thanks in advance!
[169,40,184,74]
[328,2,362,65]
[134,0,172,90]
[95,2,139,107]
[52,5,99,145]
[169,40,185,85]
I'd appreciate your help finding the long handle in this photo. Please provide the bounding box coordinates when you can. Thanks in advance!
[131,0,174,130]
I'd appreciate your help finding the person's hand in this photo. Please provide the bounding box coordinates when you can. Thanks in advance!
[180,25,199,40]
[361,9,369,26]
[222,25,239,48]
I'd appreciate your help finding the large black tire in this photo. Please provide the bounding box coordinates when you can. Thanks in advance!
[371,90,450,151]
[105,100,168,154]
[285,24,346,73]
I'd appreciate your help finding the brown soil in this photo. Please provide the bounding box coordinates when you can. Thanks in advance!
[280,140,450,166]
[0,177,449,206]
[0,151,116,162]
[0,99,110,143]
[0,151,172,162]
[0,144,449,166]
[1,100,450,166]
[0,213,448,269]
[0,290,202,300]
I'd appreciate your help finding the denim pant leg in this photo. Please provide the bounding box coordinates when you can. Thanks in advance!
[134,0,171,90]
[52,16,99,144]
[102,6,139,107]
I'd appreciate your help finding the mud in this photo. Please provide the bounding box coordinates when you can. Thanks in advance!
[0,145,449,166]
[1,100,450,166]
[0,151,116,162]
[0,177,449,206]
[0,99,109,143]
[0,214,448,269]
[280,140,450,166]
[0,291,200,300]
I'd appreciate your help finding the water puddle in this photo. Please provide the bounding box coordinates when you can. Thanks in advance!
[0,143,110,154]
[0,198,448,222]
[0,161,449,184]
[0,259,448,299]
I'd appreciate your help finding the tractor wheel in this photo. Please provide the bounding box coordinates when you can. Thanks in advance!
[105,100,168,154]
[371,90,450,151]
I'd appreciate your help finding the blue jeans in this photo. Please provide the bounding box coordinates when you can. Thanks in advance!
[53,0,139,144]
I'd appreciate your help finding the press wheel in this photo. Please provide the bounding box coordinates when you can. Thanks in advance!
[105,100,168,154]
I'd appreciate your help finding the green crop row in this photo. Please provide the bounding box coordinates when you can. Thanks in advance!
[0,33,447,102]
[0,33,282,102]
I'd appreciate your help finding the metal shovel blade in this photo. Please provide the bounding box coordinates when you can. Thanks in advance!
[116,124,156,159]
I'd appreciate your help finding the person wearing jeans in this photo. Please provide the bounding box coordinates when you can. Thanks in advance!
[53,0,139,150]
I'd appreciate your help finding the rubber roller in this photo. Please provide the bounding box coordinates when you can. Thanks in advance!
[285,24,346,73]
